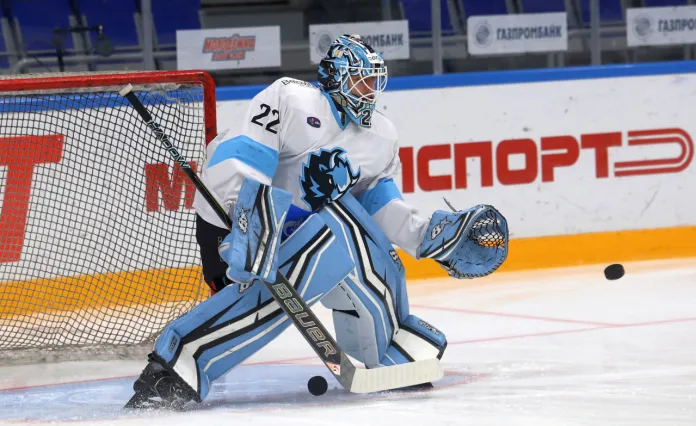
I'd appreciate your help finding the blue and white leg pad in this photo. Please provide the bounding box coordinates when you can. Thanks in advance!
[319,193,447,368]
[380,315,447,366]
[152,213,353,401]
[219,178,292,284]
[418,204,509,279]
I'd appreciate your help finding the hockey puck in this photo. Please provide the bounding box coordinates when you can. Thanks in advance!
[604,263,625,280]
[307,375,328,396]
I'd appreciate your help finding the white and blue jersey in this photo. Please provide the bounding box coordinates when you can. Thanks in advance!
[194,77,429,257]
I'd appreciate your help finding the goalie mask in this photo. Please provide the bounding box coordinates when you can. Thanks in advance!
[317,34,388,128]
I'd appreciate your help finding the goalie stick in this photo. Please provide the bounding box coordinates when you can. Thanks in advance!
[119,83,443,394]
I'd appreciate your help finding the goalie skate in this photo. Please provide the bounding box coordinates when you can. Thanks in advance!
[125,355,196,410]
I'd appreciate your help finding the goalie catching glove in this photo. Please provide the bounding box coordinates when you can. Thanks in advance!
[418,204,509,279]
[218,178,292,284]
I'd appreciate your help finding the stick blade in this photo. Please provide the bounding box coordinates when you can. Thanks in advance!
[348,358,444,394]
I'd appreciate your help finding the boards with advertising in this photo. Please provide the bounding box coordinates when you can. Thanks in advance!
[215,63,696,276]
[2,62,696,293]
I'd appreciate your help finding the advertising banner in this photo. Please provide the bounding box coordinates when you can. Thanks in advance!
[4,68,696,281]
[177,26,281,70]
[309,20,410,63]
[627,6,696,46]
[467,12,567,55]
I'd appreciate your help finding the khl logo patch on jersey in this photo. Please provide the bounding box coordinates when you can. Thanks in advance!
[307,116,321,128]
[300,147,360,211]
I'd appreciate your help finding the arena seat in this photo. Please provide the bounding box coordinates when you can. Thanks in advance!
[578,0,624,23]
[0,6,8,68]
[460,0,509,16]
[519,0,567,13]
[149,0,201,45]
[642,0,688,6]
[400,0,456,36]
[76,0,139,48]
[10,0,73,51]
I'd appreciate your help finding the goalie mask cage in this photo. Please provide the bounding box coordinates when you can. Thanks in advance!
[0,70,216,363]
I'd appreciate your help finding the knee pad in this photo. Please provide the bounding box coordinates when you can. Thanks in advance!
[321,281,381,367]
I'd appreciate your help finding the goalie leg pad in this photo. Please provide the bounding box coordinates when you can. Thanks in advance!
[318,193,411,366]
[324,300,448,369]
[379,314,447,367]
[317,194,447,370]
[219,177,292,284]
[321,282,381,366]
[152,213,353,401]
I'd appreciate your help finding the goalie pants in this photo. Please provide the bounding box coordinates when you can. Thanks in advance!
[158,195,447,401]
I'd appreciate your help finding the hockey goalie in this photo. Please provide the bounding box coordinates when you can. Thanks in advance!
[126,34,509,409]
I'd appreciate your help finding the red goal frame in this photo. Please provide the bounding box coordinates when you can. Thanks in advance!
[0,70,218,144]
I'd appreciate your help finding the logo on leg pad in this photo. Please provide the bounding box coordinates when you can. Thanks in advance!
[168,336,179,353]
[389,249,403,271]
[236,207,250,234]
[418,319,441,336]
[238,281,252,294]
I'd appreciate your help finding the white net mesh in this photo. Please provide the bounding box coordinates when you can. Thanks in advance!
[0,71,214,363]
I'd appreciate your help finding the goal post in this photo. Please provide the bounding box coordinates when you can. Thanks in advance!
[0,70,217,362]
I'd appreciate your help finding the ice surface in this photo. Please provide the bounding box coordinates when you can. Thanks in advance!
[2,259,695,426]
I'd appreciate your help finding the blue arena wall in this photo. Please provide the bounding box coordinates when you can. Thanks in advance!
[215,60,696,101]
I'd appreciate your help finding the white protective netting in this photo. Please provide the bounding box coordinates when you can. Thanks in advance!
[0,71,215,363]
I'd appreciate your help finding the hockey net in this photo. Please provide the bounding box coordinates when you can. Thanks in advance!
[0,71,216,363]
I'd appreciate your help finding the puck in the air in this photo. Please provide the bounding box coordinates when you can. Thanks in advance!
[307,375,328,396]
[604,264,624,280]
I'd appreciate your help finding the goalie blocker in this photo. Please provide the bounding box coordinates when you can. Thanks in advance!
[131,178,447,406]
